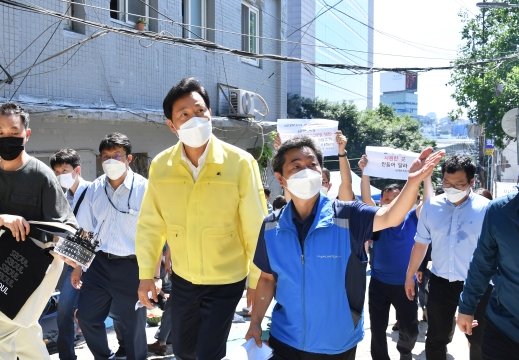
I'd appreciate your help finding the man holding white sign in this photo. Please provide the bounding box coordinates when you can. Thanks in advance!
[359,151,433,360]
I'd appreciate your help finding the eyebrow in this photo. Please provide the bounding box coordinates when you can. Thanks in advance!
[175,102,206,114]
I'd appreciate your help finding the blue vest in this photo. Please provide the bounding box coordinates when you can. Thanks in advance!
[263,195,367,354]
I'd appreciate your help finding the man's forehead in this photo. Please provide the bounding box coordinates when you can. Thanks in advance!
[286,146,317,158]
[0,114,24,128]
[173,92,206,111]
[101,146,125,153]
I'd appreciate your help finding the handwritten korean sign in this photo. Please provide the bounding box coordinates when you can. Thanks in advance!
[277,119,338,157]
[363,146,419,180]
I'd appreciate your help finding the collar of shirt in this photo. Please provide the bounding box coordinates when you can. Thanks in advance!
[67,178,90,209]
[291,198,319,247]
[180,138,211,181]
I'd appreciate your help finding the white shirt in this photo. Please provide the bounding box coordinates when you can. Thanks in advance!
[76,170,147,256]
[180,138,211,181]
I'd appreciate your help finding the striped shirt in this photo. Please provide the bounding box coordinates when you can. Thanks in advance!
[76,170,148,256]
[66,178,91,210]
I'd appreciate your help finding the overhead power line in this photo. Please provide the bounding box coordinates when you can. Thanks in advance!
[1,0,517,78]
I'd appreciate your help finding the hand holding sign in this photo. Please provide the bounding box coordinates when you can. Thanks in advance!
[408,148,445,186]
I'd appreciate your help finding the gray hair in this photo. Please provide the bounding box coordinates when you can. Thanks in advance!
[0,102,29,129]
[271,136,324,176]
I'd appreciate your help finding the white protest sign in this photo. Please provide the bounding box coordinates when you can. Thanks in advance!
[363,146,419,180]
[277,119,338,157]
[494,182,518,199]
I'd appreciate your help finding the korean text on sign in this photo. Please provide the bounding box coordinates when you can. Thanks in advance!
[277,119,339,157]
[363,146,419,180]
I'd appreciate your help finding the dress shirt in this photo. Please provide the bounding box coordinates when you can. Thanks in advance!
[66,178,91,210]
[415,191,489,282]
[180,138,211,181]
[76,170,147,256]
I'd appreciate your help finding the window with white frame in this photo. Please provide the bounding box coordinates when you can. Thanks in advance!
[182,0,206,39]
[110,0,148,25]
[65,0,86,34]
[241,3,259,65]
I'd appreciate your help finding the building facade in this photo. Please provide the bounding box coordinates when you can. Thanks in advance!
[286,0,374,109]
[0,0,286,184]
[379,71,418,119]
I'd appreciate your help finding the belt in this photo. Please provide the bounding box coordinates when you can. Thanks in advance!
[101,251,137,260]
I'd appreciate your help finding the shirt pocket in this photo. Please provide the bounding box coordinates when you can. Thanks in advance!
[202,226,244,274]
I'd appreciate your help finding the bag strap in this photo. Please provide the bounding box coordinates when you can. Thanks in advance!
[73,188,88,216]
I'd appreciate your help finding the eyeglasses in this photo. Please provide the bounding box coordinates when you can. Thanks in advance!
[441,180,469,191]
[101,154,127,162]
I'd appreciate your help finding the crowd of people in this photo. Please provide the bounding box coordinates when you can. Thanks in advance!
[0,77,518,360]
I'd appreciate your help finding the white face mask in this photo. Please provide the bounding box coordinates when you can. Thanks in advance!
[58,171,76,189]
[321,186,329,196]
[175,117,212,148]
[444,187,469,203]
[284,169,322,200]
[102,159,127,180]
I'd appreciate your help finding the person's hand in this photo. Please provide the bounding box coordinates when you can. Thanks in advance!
[273,133,281,150]
[137,279,158,309]
[408,148,445,185]
[416,271,423,283]
[456,313,478,335]
[246,287,255,311]
[335,130,347,153]
[71,266,83,290]
[154,278,162,293]
[245,322,263,347]
[358,155,368,173]
[0,215,30,241]
[405,276,416,301]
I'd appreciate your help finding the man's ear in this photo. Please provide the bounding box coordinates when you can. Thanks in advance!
[75,165,82,176]
[328,183,332,190]
[24,128,31,143]
[127,154,133,164]
[166,119,178,135]
[274,172,285,187]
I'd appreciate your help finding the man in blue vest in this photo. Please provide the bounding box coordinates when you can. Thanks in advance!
[246,136,444,359]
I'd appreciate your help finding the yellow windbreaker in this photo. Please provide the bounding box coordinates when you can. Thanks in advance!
[135,135,267,288]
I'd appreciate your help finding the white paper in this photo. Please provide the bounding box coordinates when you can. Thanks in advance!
[363,146,419,180]
[222,338,273,360]
[277,119,338,157]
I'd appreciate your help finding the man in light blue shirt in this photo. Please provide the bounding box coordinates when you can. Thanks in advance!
[405,155,490,360]
[75,133,149,360]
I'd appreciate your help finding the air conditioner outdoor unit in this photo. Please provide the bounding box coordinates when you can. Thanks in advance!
[228,89,257,118]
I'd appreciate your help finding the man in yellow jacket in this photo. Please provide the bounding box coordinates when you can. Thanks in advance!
[136,77,267,360]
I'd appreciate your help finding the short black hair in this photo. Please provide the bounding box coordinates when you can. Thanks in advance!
[474,188,493,200]
[50,149,81,169]
[271,136,324,176]
[273,195,287,210]
[99,132,132,155]
[381,183,403,196]
[322,168,331,183]
[0,102,29,129]
[441,155,476,181]
[435,188,445,196]
[263,186,271,196]
[163,77,210,120]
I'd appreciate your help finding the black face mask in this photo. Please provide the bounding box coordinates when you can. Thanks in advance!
[0,137,25,161]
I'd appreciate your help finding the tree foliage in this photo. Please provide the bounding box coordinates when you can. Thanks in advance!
[449,5,519,148]
[287,94,436,189]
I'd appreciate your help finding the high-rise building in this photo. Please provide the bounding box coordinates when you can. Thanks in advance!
[379,71,418,119]
[287,0,374,109]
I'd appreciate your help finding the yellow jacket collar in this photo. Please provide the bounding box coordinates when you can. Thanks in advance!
[167,134,224,166]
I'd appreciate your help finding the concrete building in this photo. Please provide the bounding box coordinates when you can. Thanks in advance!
[379,71,418,119]
[286,0,374,109]
[0,0,286,186]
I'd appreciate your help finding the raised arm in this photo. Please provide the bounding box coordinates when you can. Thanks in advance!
[373,147,445,232]
[336,131,354,201]
[358,155,376,206]
[416,176,433,218]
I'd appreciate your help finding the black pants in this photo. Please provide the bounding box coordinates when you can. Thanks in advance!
[269,336,357,360]
[425,274,491,360]
[169,272,246,360]
[481,318,519,360]
[76,252,147,360]
[368,277,418,360]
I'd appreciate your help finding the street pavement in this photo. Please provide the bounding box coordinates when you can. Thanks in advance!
[45,276,472,359]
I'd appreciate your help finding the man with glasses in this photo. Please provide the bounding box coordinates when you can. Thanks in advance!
[75,133,149,360]
[405,155,491,360]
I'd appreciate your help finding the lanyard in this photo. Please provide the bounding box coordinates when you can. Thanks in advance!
[104,173,135,214]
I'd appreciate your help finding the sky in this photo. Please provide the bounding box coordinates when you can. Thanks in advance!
[373,0,481,119]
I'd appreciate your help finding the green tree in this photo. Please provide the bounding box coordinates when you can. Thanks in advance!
[286,94,436,190]
[449,5,519,148]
